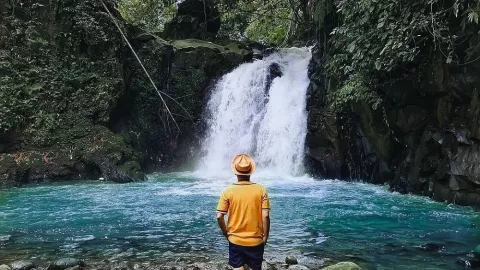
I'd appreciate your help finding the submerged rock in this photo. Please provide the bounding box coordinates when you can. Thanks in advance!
[456,258,480,268]
[10,261,35,270]
[285,256,298,265]
[474,245,480,259]
[47,258,85,270]
[416,243,444,252]
[320,262,361,270]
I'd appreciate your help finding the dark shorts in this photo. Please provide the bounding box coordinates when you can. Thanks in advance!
[228,242,265,270]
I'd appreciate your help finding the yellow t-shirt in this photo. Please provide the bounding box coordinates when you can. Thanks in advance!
[216,181,271,246]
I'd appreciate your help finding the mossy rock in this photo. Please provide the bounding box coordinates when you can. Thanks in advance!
[0,155,22,187]
[118,161,146,181]
[474,245,480,259]
[172,39,227,52]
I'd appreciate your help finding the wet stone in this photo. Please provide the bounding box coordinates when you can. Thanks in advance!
[262,261,276,270]
[47,258,85,270]
[321,262,361,270]
[0,265,11,270]
[287,265,309,270]
[10,261,35,270]
[65,266,82,270]
[285,257,298,265]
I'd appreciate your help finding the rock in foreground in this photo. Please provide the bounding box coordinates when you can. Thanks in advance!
[10,261,35,270]
[285,256,298,265]
[47,258,85,270]
[0,265,11,270]
[321,262,362,270]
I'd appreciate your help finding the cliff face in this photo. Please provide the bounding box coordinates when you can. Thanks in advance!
[0,0,252,186]
[306,5,480,207]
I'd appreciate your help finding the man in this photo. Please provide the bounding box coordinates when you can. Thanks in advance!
[216,154,271,270]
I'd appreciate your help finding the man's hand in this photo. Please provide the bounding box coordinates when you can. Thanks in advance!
[262,235,268,245]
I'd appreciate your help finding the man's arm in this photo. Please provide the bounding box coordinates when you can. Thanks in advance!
[216,189,229,240]
[216,212,228,239]
[261,187,271,244]
[262,209,270,244]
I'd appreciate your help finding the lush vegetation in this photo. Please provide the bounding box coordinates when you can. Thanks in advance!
[117,0,176,31]
[117,0,315,45]
[327,0,480,111]
[329,0,480,76]
[0,1,122,136]
[4,0,480,132]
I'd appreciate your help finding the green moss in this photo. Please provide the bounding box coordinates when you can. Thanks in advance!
[118,161,145,180]
[172,39,227,52]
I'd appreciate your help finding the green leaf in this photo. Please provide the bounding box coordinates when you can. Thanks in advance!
[468,10,479,24]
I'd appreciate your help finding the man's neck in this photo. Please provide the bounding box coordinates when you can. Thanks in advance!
[236,175,251,182]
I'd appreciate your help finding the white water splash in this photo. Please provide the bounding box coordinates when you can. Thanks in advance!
[198,48,312,177]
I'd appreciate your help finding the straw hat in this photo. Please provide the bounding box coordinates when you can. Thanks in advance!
[231,154,256,175]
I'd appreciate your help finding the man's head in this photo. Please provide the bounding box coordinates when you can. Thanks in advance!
[231,154,256,178]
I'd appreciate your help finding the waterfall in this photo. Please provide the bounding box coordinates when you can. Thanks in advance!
[198,47,312,177]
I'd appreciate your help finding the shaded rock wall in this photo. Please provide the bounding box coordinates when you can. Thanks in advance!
[306,8,480,207]
[163,0,220,40]
[0,0,252,186]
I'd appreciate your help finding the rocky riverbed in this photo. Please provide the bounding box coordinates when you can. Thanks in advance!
[0,258,362,270]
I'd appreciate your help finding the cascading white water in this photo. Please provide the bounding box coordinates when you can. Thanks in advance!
[198,47,312,177]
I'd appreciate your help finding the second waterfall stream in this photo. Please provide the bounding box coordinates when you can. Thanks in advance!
[198,47,312,177]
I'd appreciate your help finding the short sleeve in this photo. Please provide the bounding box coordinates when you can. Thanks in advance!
[216,190,229,213]
[262,188,270,210]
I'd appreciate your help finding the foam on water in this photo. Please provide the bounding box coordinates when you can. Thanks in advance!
[198,48,312,177]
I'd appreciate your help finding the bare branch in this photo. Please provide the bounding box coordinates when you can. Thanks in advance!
[100,0,180,131]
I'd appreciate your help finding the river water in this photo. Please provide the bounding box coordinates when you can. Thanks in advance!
[0,173,478,269]
[1,48,478,269]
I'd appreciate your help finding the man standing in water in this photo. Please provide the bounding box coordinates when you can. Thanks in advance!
[216,154,271,270]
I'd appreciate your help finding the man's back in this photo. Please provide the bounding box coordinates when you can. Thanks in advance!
[216,154,270,270]
[217,182,270,246]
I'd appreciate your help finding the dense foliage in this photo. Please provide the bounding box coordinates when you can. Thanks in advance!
[217,0,292,44]
[0,1,122,137]
[325,0,480,112]
[328,74,382,111]
[329,0,480,76]
[116,0,315,45]
[117,0,176,31]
